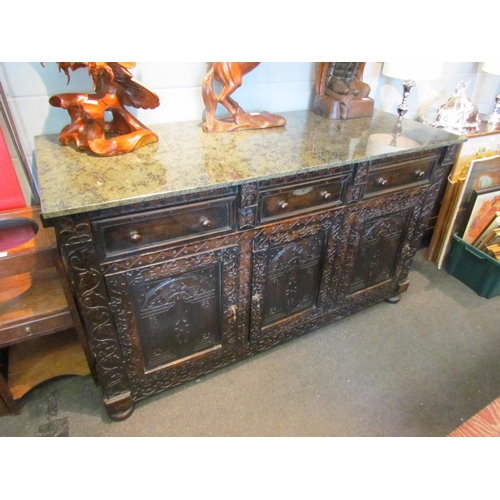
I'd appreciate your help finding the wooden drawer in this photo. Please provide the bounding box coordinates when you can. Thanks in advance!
[365,154,437,196]
[259,176,348,223]
[93,196,237,259]
[0,267,74,348]
[0,311,73,348]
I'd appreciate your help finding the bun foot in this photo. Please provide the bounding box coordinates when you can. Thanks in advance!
[385,295,401,304]
[104,393,135,421]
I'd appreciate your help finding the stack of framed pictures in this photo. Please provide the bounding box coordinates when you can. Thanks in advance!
[427,127,500,268]
[444,152,500,298]
[461,155,500,241]
[462,186,500,260]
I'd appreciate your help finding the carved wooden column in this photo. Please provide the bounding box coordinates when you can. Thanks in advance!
[53,215,134,421]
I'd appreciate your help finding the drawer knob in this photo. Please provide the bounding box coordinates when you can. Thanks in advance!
[376,177,388,187]
[201,217,213,228]
[129,231,142,244]
[320,191,333,200]
[278,201,289,210]
[25,326,34,336]
[414,169,426,179]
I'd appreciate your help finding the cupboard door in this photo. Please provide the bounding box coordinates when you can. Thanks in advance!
[104,243,241,399]
[250,215,344,348]
[341,197,421,306]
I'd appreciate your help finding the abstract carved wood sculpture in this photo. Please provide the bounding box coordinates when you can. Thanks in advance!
[47,62,160,156]
[202,62,286,133]
[313,62,374,120]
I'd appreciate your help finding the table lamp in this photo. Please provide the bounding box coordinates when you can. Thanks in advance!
[481,62,500,126]
[382,62,442,119]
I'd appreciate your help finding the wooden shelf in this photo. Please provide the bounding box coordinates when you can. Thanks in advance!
[0,267,73,347]
[7,328,90,400]
[0,206,94,416]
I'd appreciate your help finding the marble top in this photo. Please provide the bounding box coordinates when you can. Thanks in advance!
[35,110,464,219]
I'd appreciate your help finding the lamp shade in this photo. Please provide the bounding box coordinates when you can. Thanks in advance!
[482,62,500,76]
[382,62,442,81]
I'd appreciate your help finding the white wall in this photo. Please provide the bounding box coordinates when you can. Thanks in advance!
[1,61,499,202]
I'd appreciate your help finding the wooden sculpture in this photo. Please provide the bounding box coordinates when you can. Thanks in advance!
[202,62,286,133]
[313,62,374,120]
[47,62,160,156]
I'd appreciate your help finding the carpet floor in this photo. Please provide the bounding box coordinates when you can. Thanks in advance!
[1,248,499,437]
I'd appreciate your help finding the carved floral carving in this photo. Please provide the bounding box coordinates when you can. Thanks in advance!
[105,242,241,399]
[61,240,130,402]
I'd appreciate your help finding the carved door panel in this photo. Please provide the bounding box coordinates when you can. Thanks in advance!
[340,196,421,307]
[104,242,242,399]
[249,215,345,348]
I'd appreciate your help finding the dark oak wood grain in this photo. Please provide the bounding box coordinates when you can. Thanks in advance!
[49,142,457,421]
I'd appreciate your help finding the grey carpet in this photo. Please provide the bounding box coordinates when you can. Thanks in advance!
[1,249,499,436]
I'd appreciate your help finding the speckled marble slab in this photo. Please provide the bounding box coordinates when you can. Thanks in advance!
[35,110,464,219]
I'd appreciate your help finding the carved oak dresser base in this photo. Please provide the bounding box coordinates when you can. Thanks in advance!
[35,110,463,421]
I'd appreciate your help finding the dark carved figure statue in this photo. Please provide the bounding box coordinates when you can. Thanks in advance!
[46,62,160,156]
[325,62,371,99]
[313,62,374,120]
[202,62,286,133]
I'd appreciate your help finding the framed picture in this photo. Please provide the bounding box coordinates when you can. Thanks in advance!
[474,211,500,249]
[428,130,500,268]
[460,155,500,212]
[462,185,500,244]
[451,132,500,182]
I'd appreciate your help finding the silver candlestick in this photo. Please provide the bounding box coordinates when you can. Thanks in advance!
[397,80,415,118]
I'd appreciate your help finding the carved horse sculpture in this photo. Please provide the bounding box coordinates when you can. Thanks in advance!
[202,62,286,133]
[47,62,160,156]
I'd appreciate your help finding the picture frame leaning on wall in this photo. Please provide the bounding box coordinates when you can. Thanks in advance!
[461,185,500,245]
[428,131,500,268]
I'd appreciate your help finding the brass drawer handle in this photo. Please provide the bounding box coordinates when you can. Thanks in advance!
[200,217,213,229]
[129,230,142,244]
[320,190,333,200]
[414,169,426,179]
[278,201,289,210]
[25,326,34,336]
[376,177,388,187]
